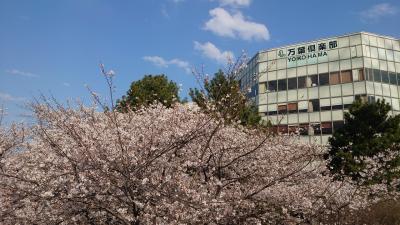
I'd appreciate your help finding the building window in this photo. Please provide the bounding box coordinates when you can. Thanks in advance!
[333,121,344,131]
[368,95,376,103]
[278,125,288,134]
[319,73,329,86]
[309,75,318,87]
[287,102,298,113]
[287,77,297,90]
[299,123,309,135]
[268,80,277,92]
[355,94,368,103]
[308,99,320,112]
[278,79,287,91]
[298,101,308,113]
[365,68,374,81]
[298,76,307,89]
[358,69,365,81]
[268,110,278,115]
[389,72,397,85]
[259,83,267,93]
[320,99,331,111]
[331,104,343,110]
[278,104,287,114]
[310,123,321,135]
[321,122,333,134]
[343,103,352,109]
[321,105,331,111]
[341,70,352,83]
[373,69,381,82]
[381,71,390,84]
[288,125,298,134]
[330,72,340,85]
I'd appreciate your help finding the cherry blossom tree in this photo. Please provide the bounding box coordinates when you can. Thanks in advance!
[0,100,395,224]
[0,65,397,224]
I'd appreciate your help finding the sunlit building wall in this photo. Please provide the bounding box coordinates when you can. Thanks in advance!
[238,32,400,144]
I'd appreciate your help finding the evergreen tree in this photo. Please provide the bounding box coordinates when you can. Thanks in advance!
[189,70,261,127]
[326,99,400,187]
[116,74,180,111]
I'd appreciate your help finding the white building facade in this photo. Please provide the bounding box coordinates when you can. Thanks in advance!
[238,32,400,144]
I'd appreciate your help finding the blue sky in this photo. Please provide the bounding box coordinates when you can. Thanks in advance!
[1,0,399,123]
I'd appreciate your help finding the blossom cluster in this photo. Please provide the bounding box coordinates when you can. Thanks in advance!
[0,103,395,224]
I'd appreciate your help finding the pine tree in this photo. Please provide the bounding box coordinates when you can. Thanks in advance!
[116,74,180,111]
[326,99,400,187]
[189,70,261,127]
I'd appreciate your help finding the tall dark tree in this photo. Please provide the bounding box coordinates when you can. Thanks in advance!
[116,74,180,111]
[189,70,261,127]
[326,99,400,187]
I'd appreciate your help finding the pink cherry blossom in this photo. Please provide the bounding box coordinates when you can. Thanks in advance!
[0,101,396,224]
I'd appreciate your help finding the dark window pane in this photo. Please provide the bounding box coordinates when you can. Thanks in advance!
[332,104,343,110]
[268,111,277,115]
[382,71,389,84]
[309,75,318,87]
[368,95,376,103]
[343,104,352,109]
[309,99,320,112]
[373,69,381,82]
[278,104,287,114]
[330,72,340,84]
[319,73,329,85]
[321,106,331,111]
[278,79,287,91]
[333,121,344,131]
[311,123,321,135]
[341,70,352,83]
[397,73,400,85]
[366,68,374,81]
[268,80,277,91]
[299,109,308,113]
[298,76,307,89]
[321,122,333,134]
[389,72,397,85]
[299,123,309,135]
[288,77,297,90]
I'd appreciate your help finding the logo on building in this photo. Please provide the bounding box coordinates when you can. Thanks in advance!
[278,40,338,67]
[278,50,286,58]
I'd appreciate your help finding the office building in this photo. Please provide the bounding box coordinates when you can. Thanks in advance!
[238,32,400,144]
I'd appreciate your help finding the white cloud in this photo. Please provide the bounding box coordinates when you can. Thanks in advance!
[171,0,185,3]
[143,56,168,67]
[360,3,398,22]
[169,59,190,72]
[194,41,234,64]
[214,0,251,7]
[143,56,191,73]
[63,82,71,87]
[204,8,270,41]
[5,69,38,78]
[0,92,26,102]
